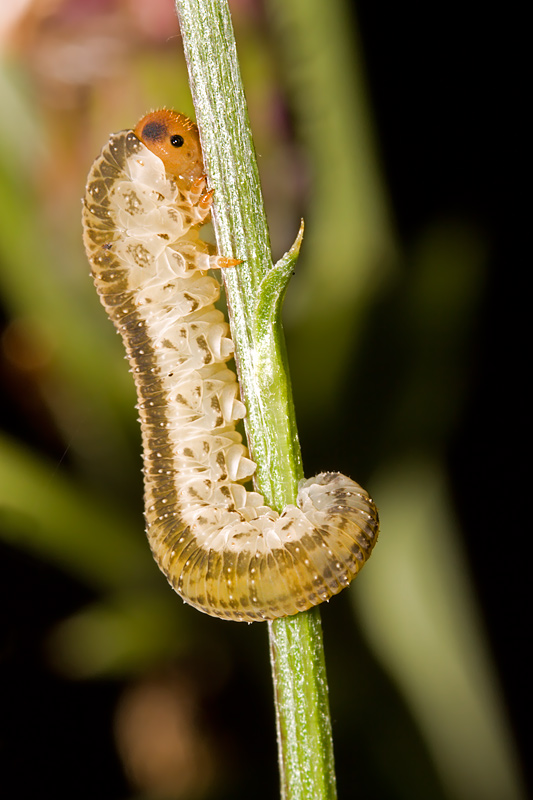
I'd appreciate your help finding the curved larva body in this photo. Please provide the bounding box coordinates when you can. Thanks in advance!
[82,111,379,622]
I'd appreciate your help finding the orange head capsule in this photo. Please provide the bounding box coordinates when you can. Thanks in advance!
[134,109,204,183]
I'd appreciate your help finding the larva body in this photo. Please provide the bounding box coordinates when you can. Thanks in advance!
[82,110,379,622]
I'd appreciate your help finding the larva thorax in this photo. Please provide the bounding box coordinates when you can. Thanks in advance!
[82,109,379,622]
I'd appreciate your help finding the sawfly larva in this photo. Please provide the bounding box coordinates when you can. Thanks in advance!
[82,109,379,622]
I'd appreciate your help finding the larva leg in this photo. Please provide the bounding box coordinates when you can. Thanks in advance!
[181,178,214,226]
[214,256,243,269]
[177,239,242,273]
[199,188,214,210]
[189,175,208,203]
[186,176,213,211]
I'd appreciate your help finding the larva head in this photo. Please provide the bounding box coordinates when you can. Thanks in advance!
[134,109,204,184]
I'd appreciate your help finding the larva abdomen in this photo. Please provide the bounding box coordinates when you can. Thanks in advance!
[82,110,379,622]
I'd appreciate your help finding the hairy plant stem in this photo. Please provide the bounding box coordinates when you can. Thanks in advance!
[174,0,337,796]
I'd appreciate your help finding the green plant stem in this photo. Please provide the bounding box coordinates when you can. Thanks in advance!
[174,1,337,797]
[269,609,337,799]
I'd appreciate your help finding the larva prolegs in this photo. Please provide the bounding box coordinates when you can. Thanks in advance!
[82,109,379,623]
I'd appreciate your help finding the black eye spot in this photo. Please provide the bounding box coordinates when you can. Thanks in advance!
[170,135,184,148]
